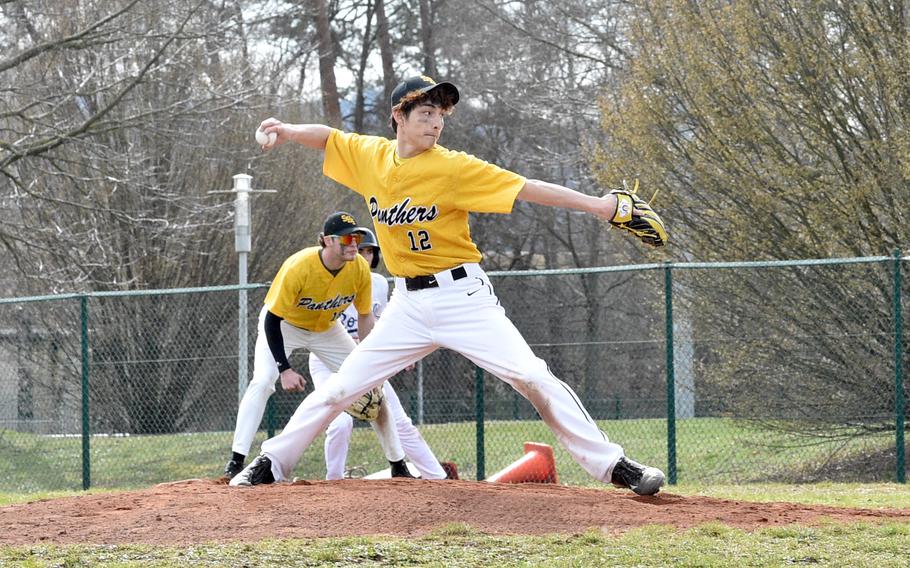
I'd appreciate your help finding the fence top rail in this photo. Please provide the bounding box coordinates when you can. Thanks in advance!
[665,255,899,271]
[487,263,663,277]
[0,283,270,305]
[1,254,906,303]
[486,254,902,277]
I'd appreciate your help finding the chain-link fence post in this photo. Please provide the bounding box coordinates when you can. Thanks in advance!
[81,295,91,490]
[475,366,485,481]
[416,359,424,425]
[893,249,905,483]
[664,262,677,485]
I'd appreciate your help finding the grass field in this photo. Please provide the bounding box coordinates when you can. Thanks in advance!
[0,416,902,492]
[0,523,909,567]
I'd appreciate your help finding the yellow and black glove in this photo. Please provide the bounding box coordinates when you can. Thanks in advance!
[608,182,668,247]
[345,385,384,421]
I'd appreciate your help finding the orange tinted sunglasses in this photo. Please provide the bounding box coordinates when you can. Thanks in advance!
[333,233,364,246]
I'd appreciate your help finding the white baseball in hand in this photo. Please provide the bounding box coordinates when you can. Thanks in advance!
[255,128,277,146]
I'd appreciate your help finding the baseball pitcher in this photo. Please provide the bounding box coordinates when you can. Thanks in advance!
[232,75,666,495]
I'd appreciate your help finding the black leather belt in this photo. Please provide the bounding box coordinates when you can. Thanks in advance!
[405,266,468,291]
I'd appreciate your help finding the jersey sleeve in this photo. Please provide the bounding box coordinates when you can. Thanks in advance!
[323,129,384,197]
[453,152,526,213]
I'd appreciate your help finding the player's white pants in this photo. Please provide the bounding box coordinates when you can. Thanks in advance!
[261,264,624,483]
[309,353,446,480]
[230,307,404,464]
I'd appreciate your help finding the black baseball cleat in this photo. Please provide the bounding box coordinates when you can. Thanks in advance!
[389,459,416,478]
[223,458,244,480]
[229,454,276,487]
[610,457,665,496]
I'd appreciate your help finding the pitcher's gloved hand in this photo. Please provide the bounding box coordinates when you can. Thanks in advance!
[608,182,667,247]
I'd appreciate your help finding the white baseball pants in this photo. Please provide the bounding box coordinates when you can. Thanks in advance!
[309,353,446,480]
[230,307,404,463]
[261,263,624,483]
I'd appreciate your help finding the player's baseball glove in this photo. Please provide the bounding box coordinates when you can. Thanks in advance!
[608,181,668,247]
[345,385,384,421]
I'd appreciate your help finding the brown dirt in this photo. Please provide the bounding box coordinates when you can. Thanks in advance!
[2,478,909,546]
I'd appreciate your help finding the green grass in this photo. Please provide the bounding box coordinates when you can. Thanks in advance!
[434,418,901,487]
[0,417,904,492]
[1,521,908,567]
[684,482,910,509]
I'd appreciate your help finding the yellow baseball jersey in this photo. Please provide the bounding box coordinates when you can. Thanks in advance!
[323,129,526,277]
[263,246,372,332]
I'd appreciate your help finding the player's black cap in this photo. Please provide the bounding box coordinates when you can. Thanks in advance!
[390,75,460,109]
[322,211,368,237]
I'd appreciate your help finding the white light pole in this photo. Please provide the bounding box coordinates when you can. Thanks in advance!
[211,174,276,403]
[233,174,252,404]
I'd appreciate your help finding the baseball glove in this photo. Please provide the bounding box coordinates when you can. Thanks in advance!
[345,385,384,421]
[608,181,668,247]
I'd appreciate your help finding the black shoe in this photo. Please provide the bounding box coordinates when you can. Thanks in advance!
[390,459,416,478]
[610,457,665,496]
[223,458,244,480]
[229,454,276,486]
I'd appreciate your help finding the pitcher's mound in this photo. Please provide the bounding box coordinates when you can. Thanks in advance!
[2,478,909,545]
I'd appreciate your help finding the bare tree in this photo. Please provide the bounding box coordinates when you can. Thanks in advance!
[0,0,294,434]
[417,0,437,77]
[375,0,396,115]
[310,0,343,127]
[351,0,376,132]
[0,0,278,293]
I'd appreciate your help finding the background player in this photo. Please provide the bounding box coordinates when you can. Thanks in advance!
[232,75,665,496]
[307,228,447,479]
[224,211,414,481]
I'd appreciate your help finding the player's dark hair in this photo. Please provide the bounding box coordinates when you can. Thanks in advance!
[389,88,457,133]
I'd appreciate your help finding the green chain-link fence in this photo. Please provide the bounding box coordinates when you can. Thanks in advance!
[0,254,906,492]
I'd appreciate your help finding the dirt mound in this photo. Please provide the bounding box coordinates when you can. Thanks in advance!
[2,479,908,545]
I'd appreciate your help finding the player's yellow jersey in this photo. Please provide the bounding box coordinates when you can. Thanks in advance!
[323,129,526,277]
[263,246,372,332]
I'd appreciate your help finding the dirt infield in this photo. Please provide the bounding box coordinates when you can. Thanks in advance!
[2,479,909,545]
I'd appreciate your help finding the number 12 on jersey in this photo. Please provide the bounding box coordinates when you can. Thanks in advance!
[407,229,432,251]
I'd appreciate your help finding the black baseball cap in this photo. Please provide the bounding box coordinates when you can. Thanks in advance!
[323,211,368,236]
[390,75,460,109]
